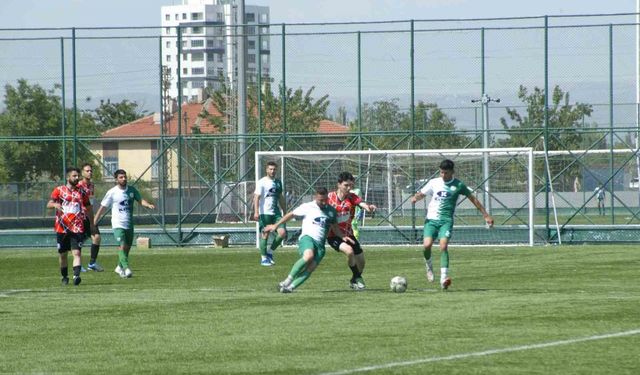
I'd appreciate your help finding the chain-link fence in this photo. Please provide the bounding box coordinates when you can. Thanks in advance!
[1,13,639,246]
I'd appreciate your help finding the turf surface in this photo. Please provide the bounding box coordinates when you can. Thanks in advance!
[0,245,638,374]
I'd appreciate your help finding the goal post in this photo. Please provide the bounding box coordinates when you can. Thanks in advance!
[255,148,535,246]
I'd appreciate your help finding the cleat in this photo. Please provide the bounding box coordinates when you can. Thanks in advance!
[441,277,452,290]
[349,280,358,290]
[114,265,123,275]
[123,268,133,278]
[87,262,104,272]
[426,267,434,283]
[266,253,275,265]
[80,266,87,273]
[260,258,273,267]
[61,277,69,286]
[355,277,366,290]
[73,275,82,286]
[279,284,293,293]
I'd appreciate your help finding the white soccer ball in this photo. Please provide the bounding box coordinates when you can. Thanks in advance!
[390,276,407,293]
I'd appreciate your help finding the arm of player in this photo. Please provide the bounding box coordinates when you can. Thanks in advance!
[264,211,295,233]
[140,199,155,209]
[253,193,260,221]
[85,204,98,235]
[411,192,425,204]
[329,222,355,244]
[358,201,376,213]
[467,194,494,228]
[93,205,106,226]
[46,199,62,212]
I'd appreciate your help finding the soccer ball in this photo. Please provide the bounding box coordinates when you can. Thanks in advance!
[390,276,407,293]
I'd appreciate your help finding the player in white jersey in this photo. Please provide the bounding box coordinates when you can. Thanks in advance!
[264,187,353,293]
[411,159,493,290]
[94,169,155,279]
[253,161,286,266]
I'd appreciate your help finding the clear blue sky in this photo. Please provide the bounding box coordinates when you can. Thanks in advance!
[0,0,637,125]
[0,0,635,28]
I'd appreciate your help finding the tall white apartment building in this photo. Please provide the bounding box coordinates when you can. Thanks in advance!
[161,0,270,103]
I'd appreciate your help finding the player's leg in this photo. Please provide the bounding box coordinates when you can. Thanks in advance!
[57,233,70,285]
[258,215,272,266]
[352,240,366,289]
[280,236,319,292]
[423,220,437,283]
[267,225,287,265]
[69,233,83,285]
[88,230,103,271]
[438,223,453,290]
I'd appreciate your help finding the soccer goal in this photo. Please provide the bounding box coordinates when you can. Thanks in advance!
[255,148,535,246]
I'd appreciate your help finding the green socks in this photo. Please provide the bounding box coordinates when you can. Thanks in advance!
[441,250,449,268]
[270,235,284,251]
[423,248,432,261]
[259,238,268,256]
[118,250,129,269]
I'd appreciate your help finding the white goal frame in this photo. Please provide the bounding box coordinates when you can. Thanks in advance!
[255,148,535,246]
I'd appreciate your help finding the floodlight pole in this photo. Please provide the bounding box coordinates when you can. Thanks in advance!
[472,94,500,213]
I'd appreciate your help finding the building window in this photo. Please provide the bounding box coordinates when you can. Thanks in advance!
[248,40,255,49]
[246,26,256,36]
[183,68,188,75]
[192,80,205,88]
[191,39,204,48]
[261,54,269,65]
[183,53,188,61]
[175,14,179,20]
[166,55,171,62]
[260,13,268,24]
[151,141,159,179]
[191,12,203,20]
[165,41,171,49]
[165,27,171,34]
[192,67,204,75]
[103,143,118,177]
[207,53,214,61]
[246,13,255,22]
[191,95,198,102]
[207,39,214,48]
[192,52,204,62]
[182,13,187,20]
[207,67,216,76]
[165,14,170,21]
[216,12,223,22]
[192,27,203,34]
[182,40,187,48]
[262,40,268,50]
[247,54,255,64]
[217,67,224,76]
[217,53,223,63]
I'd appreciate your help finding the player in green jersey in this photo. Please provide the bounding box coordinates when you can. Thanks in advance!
[253,161,287,266]
[411,159,493,290]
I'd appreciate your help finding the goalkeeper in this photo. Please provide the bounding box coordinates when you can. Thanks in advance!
[411,159,493,290]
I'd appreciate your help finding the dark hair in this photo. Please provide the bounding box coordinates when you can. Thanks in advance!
[266,161,277,167]
[439,159,455,171]
[337,171,355,183]
[66,167,80,175]
[81,162,93,170]
[315,187,328,196]
[113,169,127,178]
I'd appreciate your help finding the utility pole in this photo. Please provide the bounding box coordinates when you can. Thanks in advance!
[471,94,500,213]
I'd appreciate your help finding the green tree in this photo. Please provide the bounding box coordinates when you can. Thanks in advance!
[498,85,593,190]
[0,79,99,183]
[93,99,147,131]
[358,99,471,150]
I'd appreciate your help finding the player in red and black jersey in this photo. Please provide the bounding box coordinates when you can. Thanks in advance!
[47,167,95,286]
[327,171,376,290]
[77,163,103,272]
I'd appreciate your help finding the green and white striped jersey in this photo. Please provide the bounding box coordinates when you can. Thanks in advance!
[419,177,471,221]
[254,176,283,215]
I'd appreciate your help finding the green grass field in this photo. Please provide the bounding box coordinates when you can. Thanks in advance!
[1,244,639,374]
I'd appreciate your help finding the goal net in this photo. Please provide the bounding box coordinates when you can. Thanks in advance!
[255,148,535,246]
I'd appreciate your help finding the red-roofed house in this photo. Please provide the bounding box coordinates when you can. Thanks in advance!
[89,100,349,183]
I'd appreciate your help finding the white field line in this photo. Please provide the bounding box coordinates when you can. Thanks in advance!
[318,329,640,375]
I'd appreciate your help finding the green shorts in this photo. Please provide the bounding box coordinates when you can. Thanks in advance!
[423,219,453,240]
[258,213,284,231]
[298,235,326,264]
[113,228,134,247]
